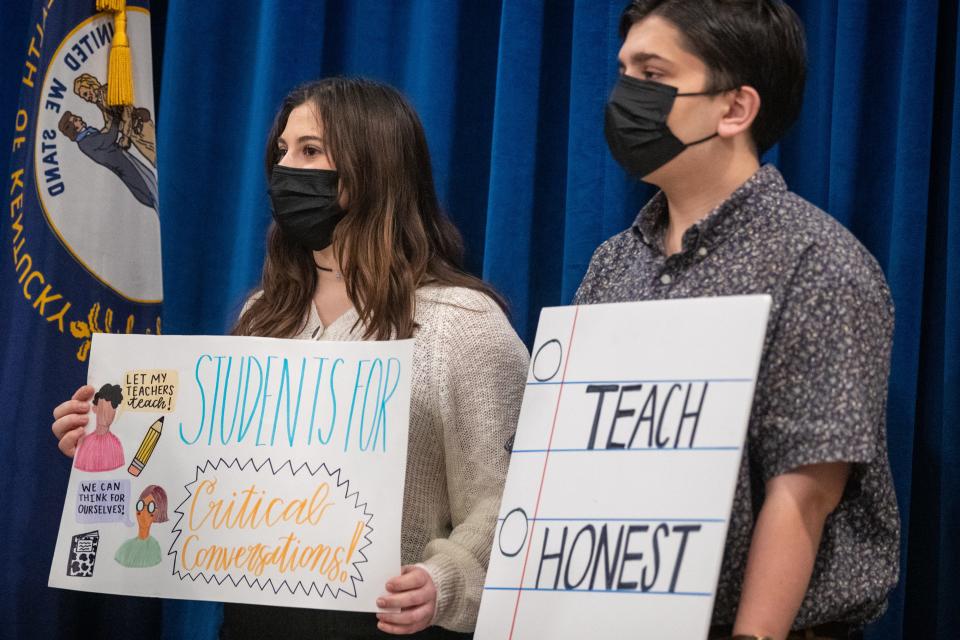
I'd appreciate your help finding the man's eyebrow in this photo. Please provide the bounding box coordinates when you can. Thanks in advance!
[618,51,673,71]
[629,52,673,66]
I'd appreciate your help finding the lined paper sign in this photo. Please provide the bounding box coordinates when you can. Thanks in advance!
[476,296,770,639]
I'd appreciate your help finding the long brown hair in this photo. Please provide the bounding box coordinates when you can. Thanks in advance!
[232,77,505,340]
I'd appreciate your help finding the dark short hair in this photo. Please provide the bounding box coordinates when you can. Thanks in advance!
[58,111,79,141]
[93,383,123,408]
[620,0,806,153]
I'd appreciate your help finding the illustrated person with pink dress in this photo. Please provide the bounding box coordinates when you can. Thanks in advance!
[73,383,124,472]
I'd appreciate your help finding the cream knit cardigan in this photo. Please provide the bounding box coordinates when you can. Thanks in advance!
[245,285,528,631]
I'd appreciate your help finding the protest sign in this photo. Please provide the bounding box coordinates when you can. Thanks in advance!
[476,296,770,639]
[50,333,412,612]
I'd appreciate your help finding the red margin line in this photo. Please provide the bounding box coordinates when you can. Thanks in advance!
[507,306,581,639]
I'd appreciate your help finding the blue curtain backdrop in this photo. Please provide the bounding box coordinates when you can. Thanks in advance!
[1,0,957,638]
[0,2,168,640]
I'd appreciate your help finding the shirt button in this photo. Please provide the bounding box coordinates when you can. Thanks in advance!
[660,273,672,285]
[697,247,708,257]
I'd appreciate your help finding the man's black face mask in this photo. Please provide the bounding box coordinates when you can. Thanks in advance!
[604,74,730,177]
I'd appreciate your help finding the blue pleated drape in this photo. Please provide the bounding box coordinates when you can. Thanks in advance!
[2,1,957,639]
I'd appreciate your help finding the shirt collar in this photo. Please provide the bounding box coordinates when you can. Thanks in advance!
[75,126,98,142]
[632,164,787,253]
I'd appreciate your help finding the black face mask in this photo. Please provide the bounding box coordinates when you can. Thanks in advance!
[604,75,726,178]
[268,165,346,251]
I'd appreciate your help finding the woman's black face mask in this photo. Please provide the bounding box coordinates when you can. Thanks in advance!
[268,165,346,251]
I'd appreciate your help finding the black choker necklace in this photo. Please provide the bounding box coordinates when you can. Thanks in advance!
[315,262,343,280]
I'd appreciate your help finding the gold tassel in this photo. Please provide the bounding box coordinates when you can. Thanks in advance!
[102,0,134,106]
[96,0,126,11]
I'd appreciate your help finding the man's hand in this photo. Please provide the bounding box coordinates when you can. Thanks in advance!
[732,462,850,639]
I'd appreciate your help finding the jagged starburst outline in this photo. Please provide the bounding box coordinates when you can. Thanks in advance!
[167,458,374,599]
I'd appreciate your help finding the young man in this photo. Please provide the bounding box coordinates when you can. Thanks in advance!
[575,2,899,639]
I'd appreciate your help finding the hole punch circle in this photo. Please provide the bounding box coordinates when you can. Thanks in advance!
[532,339,563,382]
[498,507,529,558]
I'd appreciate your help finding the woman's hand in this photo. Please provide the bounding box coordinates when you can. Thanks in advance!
[51,385,94,457]
[376,565,437,635]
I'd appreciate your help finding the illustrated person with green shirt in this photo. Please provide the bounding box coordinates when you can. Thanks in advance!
[115,484,168,568]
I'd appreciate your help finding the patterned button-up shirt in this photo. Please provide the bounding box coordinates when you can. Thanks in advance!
[574,164,899,628]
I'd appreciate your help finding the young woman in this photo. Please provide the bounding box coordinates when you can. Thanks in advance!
[51,77,529,639]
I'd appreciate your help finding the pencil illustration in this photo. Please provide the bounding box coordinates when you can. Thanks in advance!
[127,417,164,477]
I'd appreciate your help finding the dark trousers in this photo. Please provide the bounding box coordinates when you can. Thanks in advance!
[709,623,863,640]
[221,603,473,640]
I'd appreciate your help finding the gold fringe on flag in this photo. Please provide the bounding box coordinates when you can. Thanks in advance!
[97,0,134,106]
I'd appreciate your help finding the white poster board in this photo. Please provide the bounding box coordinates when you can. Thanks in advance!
[49,333,412,612]
[476,296,770,639]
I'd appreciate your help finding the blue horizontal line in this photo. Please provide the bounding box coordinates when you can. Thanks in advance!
[483,586,712,597]
[527,378,752,386]
[497,517,726,523]
[511,446,740,453]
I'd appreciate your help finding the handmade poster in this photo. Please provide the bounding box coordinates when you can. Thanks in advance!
[475,296,771,639]
[49,333,412,612]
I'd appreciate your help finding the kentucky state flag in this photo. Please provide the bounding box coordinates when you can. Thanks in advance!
[0,2,163,638]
